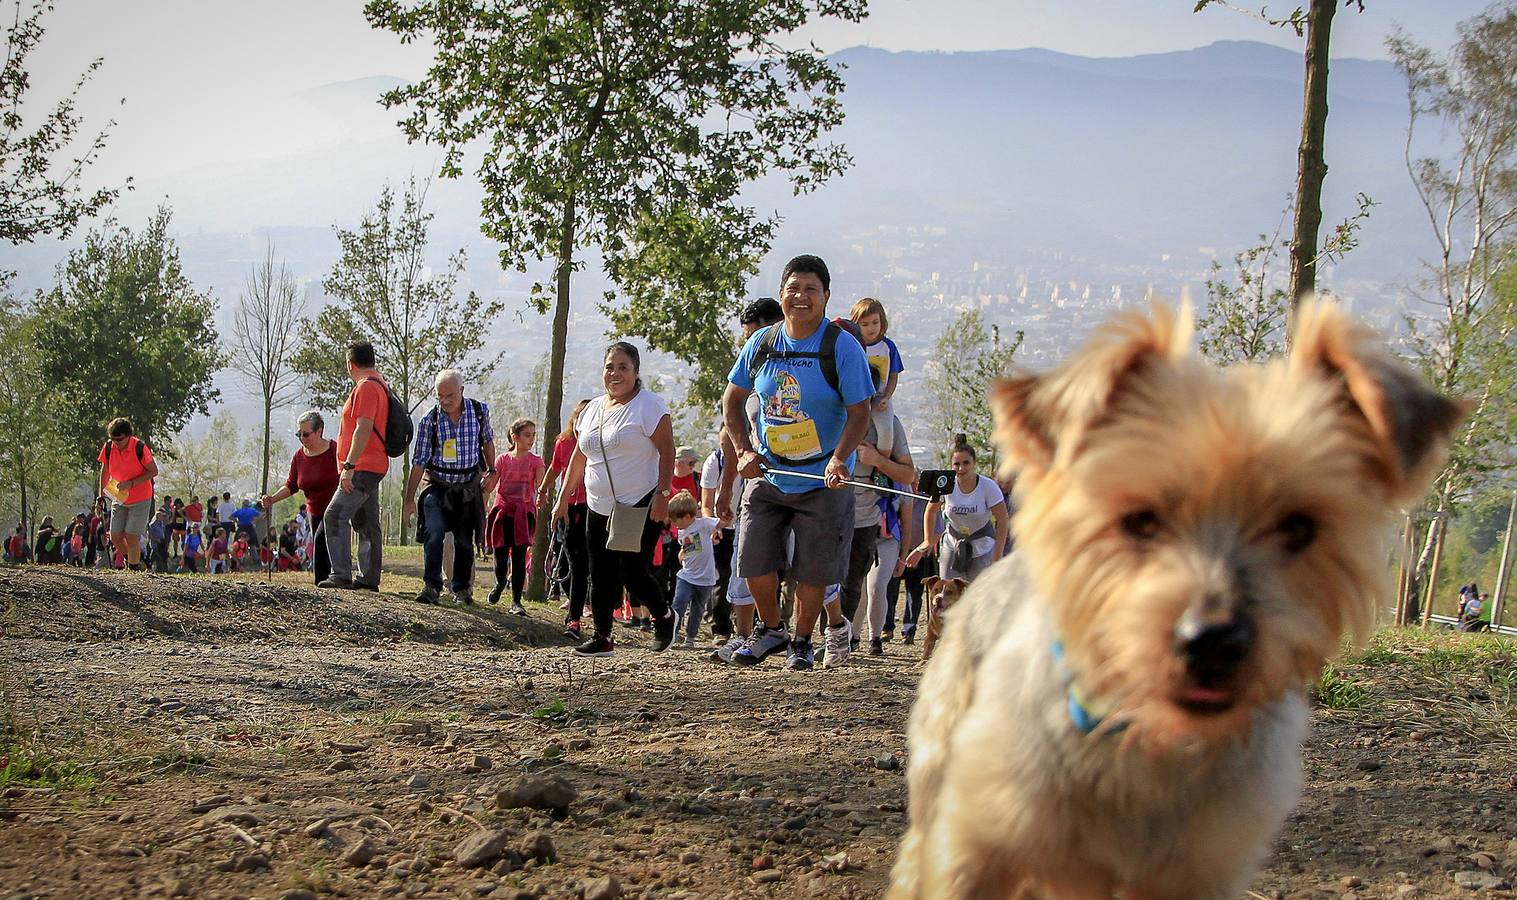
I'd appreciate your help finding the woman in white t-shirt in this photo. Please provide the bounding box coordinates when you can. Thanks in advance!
[551,342,677,658]
[906,441,1009,582]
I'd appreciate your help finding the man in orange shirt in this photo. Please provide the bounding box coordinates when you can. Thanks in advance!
[318,341,391,591]
[97,417,159,571]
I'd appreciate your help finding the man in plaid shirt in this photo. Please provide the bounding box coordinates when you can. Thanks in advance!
[402,369,498,605]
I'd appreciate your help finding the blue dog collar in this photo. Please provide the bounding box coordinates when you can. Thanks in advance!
[1051,640,1126,736]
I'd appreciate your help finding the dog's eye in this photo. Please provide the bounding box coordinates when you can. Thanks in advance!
[1278,513,1316,553]
[1120,509,1161,541]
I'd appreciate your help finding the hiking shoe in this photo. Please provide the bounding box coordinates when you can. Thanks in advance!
[679,636,696,650]
[572,634,615,657]
[902,629,915,645]
[415,586,440,605]
[639,617,654,632]
[869,637,884,657]
[731,623,790,666]
[316,577,356,590]
[650,614,676,653]
[452,590,473,606]
[786,637,815,671]
[354,582,381,593]
[881,629,894,643]
[509,602,528,617]
[709,635,745,663]
[823,622,852,669]
[564,619,582,639]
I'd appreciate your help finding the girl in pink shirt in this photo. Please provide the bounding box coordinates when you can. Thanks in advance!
[485,418,545,614]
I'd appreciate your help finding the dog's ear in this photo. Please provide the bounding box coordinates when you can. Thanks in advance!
[992,302,1193,477]
[949,578,969,591]
[1288,300,1466,500]
[923,576,941,593]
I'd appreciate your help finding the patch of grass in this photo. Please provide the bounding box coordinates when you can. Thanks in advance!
[1313,663,1370,710]
[0,739,100,791]
[531,698,567,720]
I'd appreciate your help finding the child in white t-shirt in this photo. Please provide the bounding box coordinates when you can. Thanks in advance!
[852,297,906,464]
[668,490,721,649]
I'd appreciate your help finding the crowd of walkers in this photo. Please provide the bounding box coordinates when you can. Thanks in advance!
[5,253,1019,672]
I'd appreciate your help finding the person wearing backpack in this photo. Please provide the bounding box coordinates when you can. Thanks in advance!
[97,417,159,571]
[319,340,396,592]
[401,368,497,606]
[722,255,876,671]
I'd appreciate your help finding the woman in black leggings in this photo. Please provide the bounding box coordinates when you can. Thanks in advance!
[551,342,676,657]
[540,399,593,638]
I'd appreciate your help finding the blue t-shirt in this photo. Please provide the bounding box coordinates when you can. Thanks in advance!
[728,322,876,493]
[184,534,202,558]
[230,506,261,528]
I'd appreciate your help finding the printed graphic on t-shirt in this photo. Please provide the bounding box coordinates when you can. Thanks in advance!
[868,355,890,386]
[763,370,822,458]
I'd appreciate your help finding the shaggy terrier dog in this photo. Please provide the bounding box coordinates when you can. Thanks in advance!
[889,303,1462,900]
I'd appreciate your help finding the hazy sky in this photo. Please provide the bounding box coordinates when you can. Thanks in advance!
[20,0,1494,220]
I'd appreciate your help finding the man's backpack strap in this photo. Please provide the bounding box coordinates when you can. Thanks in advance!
[745,321,841,395]
[102,438,146,464]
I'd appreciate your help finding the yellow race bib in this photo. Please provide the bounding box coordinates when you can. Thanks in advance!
[767,419,822,458]
[442,438,458,462]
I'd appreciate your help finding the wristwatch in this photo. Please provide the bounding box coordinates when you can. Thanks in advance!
[342,462,357,471]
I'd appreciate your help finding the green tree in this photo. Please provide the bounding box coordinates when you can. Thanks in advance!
[35,205,221,469]
[156,410,252,501]
[0,302,81,531]
[1198,194,1374,365]
[290,177,505,542]
[0,0,127,249]
[1388,5,1517,612]
[366,0,865,598]
[923,310,1023,468]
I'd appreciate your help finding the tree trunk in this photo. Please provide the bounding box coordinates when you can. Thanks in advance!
[527,196,577,603]
[1420,516,1447,628]
[260,396,272,540]
[1288,0,1336,312]
[1407,484,1453,623]
[1491,488,1517,630]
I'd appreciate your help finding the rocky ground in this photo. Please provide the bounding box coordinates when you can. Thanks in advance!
[1,565,1515,899]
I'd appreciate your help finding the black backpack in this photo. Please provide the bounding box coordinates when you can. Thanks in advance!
[364,376,415,459]
[745,321,843,396]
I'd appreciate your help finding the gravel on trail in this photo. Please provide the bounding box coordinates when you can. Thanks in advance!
[2,567,1515,899]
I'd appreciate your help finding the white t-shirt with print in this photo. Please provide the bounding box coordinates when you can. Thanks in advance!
[941,474,1005,557]
[676,516,721,587]
[575,389,670,516]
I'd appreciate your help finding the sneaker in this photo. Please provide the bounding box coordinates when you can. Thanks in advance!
[564,619,582,639]
[902,629,915,645]
[414,586,440,604]
[639,617,654,633]
[679,636,697,650]
[650,614,676,653]
[731,623,790,666]
[709,635,745,663]
[487,585,504,605]
[316,577,356,590]
[572,634,615,657]
[786,637,815,670]
[452,590,473,606]
[849,638,861,653]
[880,630,894,643]
[869,637,884,657]
[354,583,381,593]
[509,602,528,617]
[822,622,852,669]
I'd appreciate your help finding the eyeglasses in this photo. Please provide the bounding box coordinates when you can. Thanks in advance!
[297,431,315,438]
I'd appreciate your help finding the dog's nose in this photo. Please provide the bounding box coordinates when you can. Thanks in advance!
[1178,617,1255,687]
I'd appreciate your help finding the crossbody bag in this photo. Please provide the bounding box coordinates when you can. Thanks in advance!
[594,399,651,553]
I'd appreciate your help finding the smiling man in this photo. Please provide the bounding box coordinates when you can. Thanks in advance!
[721,254,876,671]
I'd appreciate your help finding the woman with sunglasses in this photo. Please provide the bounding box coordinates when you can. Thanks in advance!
[261,411,338,584]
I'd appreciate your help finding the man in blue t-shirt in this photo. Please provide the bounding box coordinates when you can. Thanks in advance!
[722,254,876,671]
[229,499,262,543]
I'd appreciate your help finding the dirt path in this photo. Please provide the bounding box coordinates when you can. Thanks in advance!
[2,567,1515,899]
